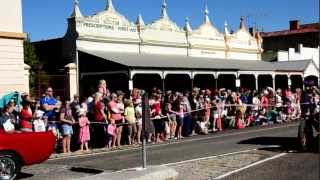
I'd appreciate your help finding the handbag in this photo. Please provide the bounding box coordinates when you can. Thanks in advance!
[3,119,15,132]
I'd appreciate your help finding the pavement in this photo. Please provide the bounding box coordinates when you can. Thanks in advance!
[18,122,320,180]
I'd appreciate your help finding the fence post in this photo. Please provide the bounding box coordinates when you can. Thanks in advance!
[141,92,150,169]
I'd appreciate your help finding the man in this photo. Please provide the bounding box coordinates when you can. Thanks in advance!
[40,87,58,134]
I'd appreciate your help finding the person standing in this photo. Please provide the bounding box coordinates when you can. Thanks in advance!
[60,101,75,153]
[40,87,58,135]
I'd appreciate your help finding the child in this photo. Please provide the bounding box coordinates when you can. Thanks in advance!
[124,100,137,145]
[78,108,90,152]
[33,110,46,132]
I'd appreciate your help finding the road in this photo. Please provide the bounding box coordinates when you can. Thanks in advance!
[20,122,320,180]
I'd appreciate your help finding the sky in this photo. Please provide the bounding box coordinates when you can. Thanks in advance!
[23,0,319,42]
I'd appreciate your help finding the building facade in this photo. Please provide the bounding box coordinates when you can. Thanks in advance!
[34,0,319,98]
[261,20,320,52]
[0,0,28,97]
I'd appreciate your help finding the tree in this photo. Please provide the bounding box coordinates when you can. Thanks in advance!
[24,35,48,96]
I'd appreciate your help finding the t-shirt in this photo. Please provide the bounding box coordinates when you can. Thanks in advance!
[124,107,136,124]
[60,107,73,124]
[93,101,105,122]
[40,96,57,120]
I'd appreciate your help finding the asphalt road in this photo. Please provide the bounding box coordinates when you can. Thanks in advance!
[20,122,320,180]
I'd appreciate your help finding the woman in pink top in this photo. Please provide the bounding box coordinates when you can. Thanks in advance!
[108,93,124,148]
[78,108,90,152]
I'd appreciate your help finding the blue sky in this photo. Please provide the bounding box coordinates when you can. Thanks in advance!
[23,0,319,42]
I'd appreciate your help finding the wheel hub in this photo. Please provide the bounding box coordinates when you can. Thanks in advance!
[0,157,16,180]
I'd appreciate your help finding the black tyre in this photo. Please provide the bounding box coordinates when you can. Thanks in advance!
[0,152,21,180]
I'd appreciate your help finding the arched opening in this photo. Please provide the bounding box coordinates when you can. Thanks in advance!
[193,74,215,89]
[218,74,236,90]
[290,75,303,90]
[304,75,319,87]
[275,75,288,90]
[133,74,162,93]
[239,74,256,90]
[258,75,272,90]
[165,74,191,92]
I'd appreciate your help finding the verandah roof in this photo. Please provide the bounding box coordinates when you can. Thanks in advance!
[78,48,312,72]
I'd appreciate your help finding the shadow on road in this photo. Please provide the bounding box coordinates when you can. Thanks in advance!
[239,136,319,153]
[17,172,34,179]
[238,137,300,152]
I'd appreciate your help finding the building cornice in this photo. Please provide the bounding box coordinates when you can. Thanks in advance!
[0,31,26,40]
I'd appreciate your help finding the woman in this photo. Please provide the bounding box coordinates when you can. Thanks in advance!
[60,101,75,153]
[19,101,33,132]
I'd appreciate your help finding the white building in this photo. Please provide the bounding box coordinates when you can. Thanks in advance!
[0,0,29,97]
[34,0,319,98]
[278,44,319,69]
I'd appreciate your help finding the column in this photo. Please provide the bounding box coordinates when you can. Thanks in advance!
[255,74,258,90]
[24,64,31,94]
[65,63,77,100]
[288,75,292,89]
[272,74,276,90]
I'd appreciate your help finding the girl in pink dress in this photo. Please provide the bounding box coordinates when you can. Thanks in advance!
[78,109,90,152]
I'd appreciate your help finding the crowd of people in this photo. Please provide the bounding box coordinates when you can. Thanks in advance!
[0,79,319,154]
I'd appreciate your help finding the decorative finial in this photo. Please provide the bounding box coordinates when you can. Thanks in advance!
[136,14,145,26]
[71,0,83,18]
[240,16,245,29]
[106,0,115,11]
[161,0,169,19]
[204,5,211,24]
[224,20,230,35]
[184,17,192,32]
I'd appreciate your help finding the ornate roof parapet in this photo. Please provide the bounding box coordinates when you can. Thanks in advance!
[204,5,211,25]
[239,16,245,30]
[184,17,192,33]
[191,5,223,39]
[136,14,145,27]
[106,0,115,11]
[136,14,145,33]
[70,0,83,18]
[224,20,230,36]
[161,0,169,19]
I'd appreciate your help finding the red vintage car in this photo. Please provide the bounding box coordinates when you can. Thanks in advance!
[0,130,55,180]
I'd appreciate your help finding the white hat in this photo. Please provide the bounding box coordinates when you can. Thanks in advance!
[35,110,44,118]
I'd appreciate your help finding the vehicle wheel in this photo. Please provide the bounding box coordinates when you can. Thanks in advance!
[0,152,21,180]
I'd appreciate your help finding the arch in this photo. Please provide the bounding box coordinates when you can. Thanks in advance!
[290,75,303,90]
[239,74,255,90]
[165,74,191,92]
[133,74,163,93]
[258,75,272,90]
[275,75,288,90]
[193,74,215,89]
[218,74,236,90]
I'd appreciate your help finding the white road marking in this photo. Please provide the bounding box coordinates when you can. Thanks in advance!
[48,124,296,161]
[162,148,257,166]
[213,153,287,179]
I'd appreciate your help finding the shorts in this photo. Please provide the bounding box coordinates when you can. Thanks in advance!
[176,116,184,127]
[167,114,176,123]
[47,123,61,138]
[61,124,73,136]
[137,118,142,126]
[115,119,124,127]
[127,123,137,137]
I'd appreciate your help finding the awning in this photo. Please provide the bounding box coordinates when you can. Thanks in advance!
[78,47,312,72]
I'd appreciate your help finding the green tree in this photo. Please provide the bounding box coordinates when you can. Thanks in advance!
[24,35,49,96]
